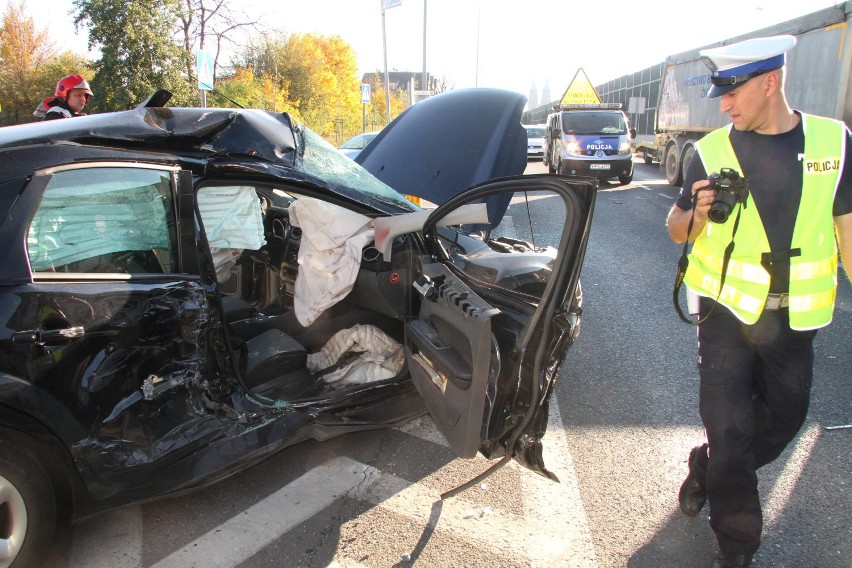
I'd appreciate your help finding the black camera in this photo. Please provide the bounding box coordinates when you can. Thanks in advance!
[706,168,749,224]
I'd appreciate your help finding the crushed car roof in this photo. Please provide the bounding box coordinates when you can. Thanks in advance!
[0,108,299,165]
[0,88,530,212]
[0,107,417,213]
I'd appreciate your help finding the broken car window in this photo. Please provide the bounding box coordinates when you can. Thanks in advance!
[27,166,177,274]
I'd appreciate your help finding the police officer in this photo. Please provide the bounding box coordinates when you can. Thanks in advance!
[33,74,93,120]
[666,35,852,568]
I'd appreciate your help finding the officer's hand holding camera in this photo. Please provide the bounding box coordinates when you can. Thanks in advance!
[691,168,749,225]
[689,179,717,226]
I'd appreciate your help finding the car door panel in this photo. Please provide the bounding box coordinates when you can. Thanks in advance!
[407,174,597,476]
[0,163,227,497]
[406,262,500,458]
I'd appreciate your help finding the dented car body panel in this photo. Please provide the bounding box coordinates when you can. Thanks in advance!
[0,92,596,554]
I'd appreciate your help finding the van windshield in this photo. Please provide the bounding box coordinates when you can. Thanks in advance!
[561,111,627,135]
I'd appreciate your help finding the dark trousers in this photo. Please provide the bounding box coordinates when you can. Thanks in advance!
[696,299,816,555]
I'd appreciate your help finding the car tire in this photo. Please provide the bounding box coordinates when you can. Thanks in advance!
[547,152,556,174]
[643,150,653,165]
[618,174,633,185]
[0,432,57,568]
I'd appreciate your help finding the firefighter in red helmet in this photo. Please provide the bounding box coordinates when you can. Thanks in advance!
[33,74,93,120]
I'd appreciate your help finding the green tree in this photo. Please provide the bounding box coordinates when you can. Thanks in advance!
[175,0,257,89]
[73,0,193,111]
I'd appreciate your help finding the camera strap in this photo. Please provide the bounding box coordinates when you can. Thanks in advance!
[673,200,743,326]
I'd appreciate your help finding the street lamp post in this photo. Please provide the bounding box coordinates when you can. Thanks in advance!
[422,0,427,94]
[382,7,392,124]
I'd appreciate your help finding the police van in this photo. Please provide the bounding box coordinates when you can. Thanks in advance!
[543,103,636,185]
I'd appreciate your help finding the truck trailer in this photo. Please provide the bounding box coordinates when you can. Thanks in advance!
[635,2,852,186]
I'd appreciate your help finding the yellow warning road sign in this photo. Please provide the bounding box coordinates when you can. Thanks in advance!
[559,68,602,106]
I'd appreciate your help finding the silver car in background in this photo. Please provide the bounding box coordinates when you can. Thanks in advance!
[523,124,546,159]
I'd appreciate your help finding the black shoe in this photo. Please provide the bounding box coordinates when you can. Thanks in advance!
[678,444,708,516]
[710,550,753,568]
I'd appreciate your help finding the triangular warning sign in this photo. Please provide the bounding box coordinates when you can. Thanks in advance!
[559,68,601,106]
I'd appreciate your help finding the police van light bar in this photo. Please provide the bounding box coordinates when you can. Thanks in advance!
[561,103,622,109]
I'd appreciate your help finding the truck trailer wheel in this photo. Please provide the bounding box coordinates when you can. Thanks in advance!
[0,433,57,568]
[665,146,683,186]
[682,146,695,176]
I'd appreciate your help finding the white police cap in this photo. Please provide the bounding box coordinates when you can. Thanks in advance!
[700,35,796,98]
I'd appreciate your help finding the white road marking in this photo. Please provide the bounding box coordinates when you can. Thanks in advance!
[352,461,571,552]
[69,395,595,568]
[400,396,598,566]
[70,505,143,568]
[520,399,598,567]
[762,423,820,531]
[150,457,373,568]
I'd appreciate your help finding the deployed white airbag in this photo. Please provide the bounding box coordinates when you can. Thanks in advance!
[197,186,266,282]
[306,324,405,387]
[197,186,266,249]
[288,198,375,326]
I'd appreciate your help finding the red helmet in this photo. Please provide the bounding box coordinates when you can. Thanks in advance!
[55,74,93,101]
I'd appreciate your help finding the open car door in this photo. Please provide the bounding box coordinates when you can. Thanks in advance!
[404,174,597,480]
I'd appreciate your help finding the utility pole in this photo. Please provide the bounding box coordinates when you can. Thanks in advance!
[475,4,481,87]
[382,6,392,124]
[421,0,427,94]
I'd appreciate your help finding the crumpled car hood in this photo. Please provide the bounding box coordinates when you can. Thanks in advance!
[356,88,529,205]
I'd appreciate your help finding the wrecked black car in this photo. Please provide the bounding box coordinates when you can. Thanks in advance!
[0,88,596,567]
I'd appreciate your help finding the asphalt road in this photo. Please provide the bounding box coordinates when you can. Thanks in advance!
[38,158,851,568]
[547,158,852,568]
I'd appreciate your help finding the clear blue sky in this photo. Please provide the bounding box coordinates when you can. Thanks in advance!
[11,0,844,100]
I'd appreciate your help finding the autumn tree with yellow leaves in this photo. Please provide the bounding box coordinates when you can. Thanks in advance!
[226,32,369,143]
[0,0,424,140]
[0,2,90,125]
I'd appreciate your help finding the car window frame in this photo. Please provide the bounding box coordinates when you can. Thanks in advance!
[24,162,185,282]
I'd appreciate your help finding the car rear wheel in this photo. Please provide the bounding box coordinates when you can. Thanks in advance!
[618,174,633,185]
[0,433,57,568]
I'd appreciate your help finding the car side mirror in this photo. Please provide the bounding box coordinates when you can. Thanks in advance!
[136,89,173,109]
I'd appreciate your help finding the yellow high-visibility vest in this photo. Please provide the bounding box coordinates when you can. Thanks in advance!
[684,114,847,330]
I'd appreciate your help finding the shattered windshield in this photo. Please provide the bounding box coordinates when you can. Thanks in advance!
[300,127,419,212]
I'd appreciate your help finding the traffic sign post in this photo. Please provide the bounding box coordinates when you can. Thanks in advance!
[196,49,215,108]
[361,83,371,132]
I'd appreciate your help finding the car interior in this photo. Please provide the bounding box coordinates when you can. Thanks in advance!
[24,164,565,410]
[192,183,420,402]
[201,184,564,405]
